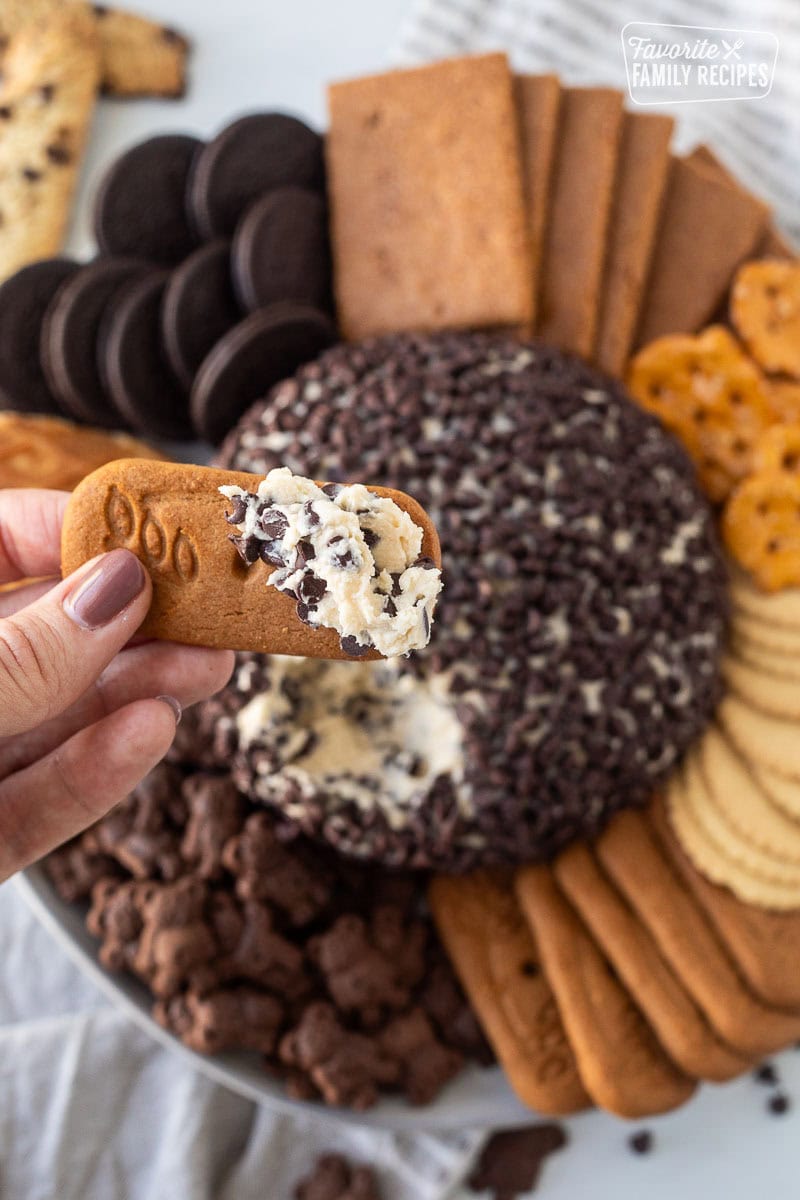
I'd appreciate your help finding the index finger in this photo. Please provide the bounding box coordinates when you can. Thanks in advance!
[0,489,70,584]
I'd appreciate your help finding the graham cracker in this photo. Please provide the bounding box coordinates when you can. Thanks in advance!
[537,86,624,358]
[326,53,533,340]
[635,155,769,347]
[687,145,795,260]
[595,111,674,375]
[428,871,590,1116]
[597,809,800,1057]
[554,843,751,1082]
[513,73,561,328]
[515,865,695,1118]
[652,797,800,1010]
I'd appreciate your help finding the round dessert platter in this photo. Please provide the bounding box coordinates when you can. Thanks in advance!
[16,864,532,1131]
[5,9,800,1161]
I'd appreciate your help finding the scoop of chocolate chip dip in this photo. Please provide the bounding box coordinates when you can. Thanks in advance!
[201,332,728,870]
[220,467,442,658]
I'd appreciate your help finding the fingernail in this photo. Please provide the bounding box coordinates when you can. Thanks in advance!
[156,695,182,725]
[64,549,147,629]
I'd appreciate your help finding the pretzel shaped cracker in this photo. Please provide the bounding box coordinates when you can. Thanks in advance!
[767,378,800,425]
[627,325,774,503]
[754,425,800,477]
[731,260,800,379]
[723,473,800,592]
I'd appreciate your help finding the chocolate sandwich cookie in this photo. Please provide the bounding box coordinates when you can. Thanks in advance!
[162,240,241,390]
[100,271,192,441]
[231,187,330,312]
[190,302,335,445]
[206,332,729,870]
[0,258,79,414]
[188,112,324,240]
[41,256,151,427]
[94,134,203,266]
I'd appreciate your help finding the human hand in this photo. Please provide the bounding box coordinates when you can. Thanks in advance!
[0,489,234,884]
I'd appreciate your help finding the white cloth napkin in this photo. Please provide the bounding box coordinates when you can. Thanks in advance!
[0,882,481,1200]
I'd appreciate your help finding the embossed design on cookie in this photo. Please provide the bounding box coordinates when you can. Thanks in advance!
[101,487,200,583]
[141,513,167,564]
[105,486,135,542]
[173,529,199,582]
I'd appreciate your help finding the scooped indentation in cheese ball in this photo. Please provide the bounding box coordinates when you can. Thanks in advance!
[221,467,442,658]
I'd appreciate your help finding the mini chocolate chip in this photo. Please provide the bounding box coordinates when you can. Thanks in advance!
[755,1063,779,1086]
[297,574,326,604]
[22,168,42,183]
[92,3,110,14]
[229,533,261,565]
[768,1094,790,1116]
[161,26,184,44]
[340,636,370,658]
[294,541,316,569]
[259,508,289,540]
[46,143,72,166]
[259,540,286,567]
[520,960,538,978]
[39,84,56,103]
[322,483,343,498]
[331,547,358,569]
[415,555,437,570]
[296,602,315,626]
[629,1131,653,1155]
[302,500,321,528]
[363,528,379,549]
[383,597,397,617]
[225,496,248,525]
[0,106,13,120]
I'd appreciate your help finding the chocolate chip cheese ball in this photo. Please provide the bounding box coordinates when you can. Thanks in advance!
[212,332,728,869]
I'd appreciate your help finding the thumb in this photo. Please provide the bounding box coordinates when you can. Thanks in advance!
[0,548,152,738]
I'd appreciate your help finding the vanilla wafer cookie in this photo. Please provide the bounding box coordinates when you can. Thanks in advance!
[722,654,800,720]
[652,797,800,1009]
[700,726,800,864]
[0,6,100,281]
[719,693,800,781]
[669,767,800,909]
[680,752,800,893]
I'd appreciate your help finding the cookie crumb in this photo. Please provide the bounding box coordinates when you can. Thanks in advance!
[293,1153,381,1200]
[467,1124,568,1197]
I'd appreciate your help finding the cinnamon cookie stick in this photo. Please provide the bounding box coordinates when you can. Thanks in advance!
[516,865,695,1117]
[61,459,440,661]
[429,871,590,1116]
